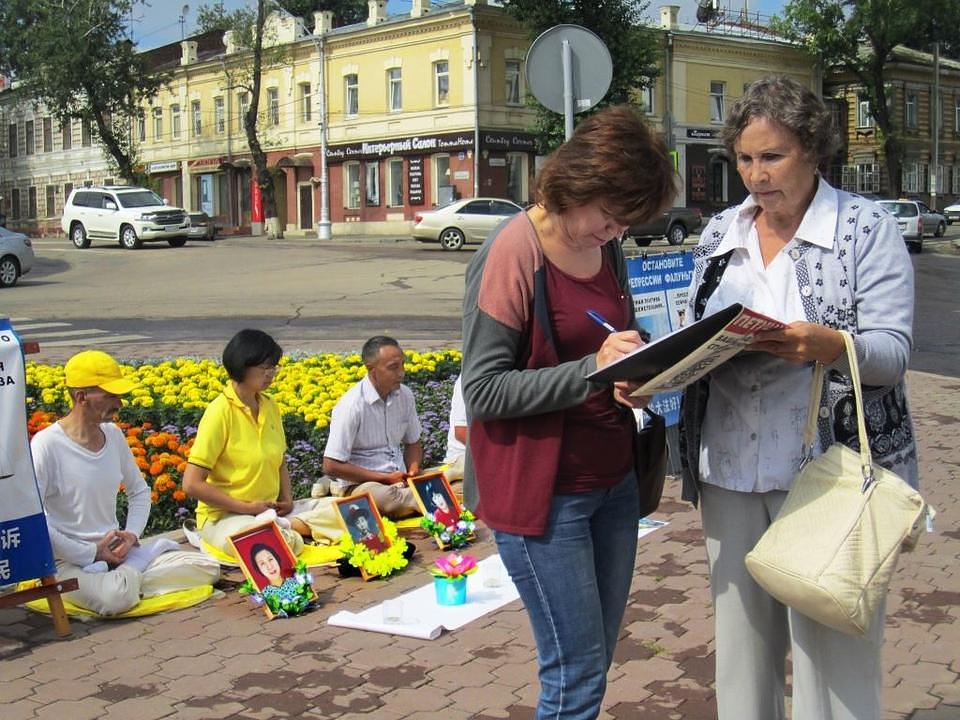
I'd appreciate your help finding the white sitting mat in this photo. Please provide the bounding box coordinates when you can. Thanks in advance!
[638,517,668,539]
[327,554,519,640]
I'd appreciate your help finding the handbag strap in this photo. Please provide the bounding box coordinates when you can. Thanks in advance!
[801,330,875,489]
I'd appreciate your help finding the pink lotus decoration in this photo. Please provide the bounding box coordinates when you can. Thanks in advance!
[430,552,478,579]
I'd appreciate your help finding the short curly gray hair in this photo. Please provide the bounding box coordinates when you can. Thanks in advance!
[720,75,839,168]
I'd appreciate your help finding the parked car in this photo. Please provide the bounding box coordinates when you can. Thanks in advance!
[412,198,523,250]
[60,185,190,250]
[943,202,960,225]
[876,199,946,253]
[187,211,220,240]
[0,225,35,288]
[625,207,703,247]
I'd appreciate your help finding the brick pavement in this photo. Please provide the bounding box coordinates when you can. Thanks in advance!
[1,368,957,719]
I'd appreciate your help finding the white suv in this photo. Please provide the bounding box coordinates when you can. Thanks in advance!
[61,186,190,249]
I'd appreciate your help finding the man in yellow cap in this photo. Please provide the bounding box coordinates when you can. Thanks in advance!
[30,350,219,616]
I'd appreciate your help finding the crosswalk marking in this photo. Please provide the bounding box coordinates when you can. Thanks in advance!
[11,322,72,331]
[12,318,151,349]
[12,328,104,339]
[35,334,150,348]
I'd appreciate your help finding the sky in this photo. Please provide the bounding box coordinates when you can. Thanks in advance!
[133,0,788,50]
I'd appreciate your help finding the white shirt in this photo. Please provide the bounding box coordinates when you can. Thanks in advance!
[323,374,422,474]
[697,178,838,493]
[31,422,150,567]
[443,375,466,463]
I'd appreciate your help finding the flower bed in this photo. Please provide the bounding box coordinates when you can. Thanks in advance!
[25,350,461,534]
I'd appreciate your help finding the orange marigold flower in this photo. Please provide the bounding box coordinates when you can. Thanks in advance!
[177,462,187,474]
[135,457,149,470]
[142,422,153,430]
[150,491,159,504]
[167,440,180,451]
[126,428,141,438]
[149,462,165,476]
[172,490,187,502]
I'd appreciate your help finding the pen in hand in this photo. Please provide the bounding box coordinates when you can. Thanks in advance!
[586,310,617,333]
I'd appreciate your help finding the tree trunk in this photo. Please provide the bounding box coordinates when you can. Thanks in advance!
[84,85,137,184]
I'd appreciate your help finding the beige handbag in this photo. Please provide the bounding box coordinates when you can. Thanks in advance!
[745,331,928,636]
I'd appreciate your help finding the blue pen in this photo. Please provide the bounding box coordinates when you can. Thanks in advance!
[586,310,617,333]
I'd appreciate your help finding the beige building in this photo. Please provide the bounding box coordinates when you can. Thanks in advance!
[824,45,960,206]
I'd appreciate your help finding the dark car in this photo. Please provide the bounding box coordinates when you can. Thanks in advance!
[187,212,220,241]
[626,207,703,247]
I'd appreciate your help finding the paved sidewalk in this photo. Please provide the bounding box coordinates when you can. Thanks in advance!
[1,369,957,720]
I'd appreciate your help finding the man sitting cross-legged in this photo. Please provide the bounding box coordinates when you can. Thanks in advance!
[31,350,220,617]
[322,336,423,519]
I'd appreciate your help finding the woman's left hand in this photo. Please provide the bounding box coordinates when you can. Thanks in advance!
[613,380,651,410]
[275,499,294,516]
[749,322,844,365]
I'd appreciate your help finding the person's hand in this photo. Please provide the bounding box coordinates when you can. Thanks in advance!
[244,500,276,515]
[383,470,407,485]
[613,381,651,410]
[405,463,421,477]
[749,322,844,365]
[596,330,644,370]
[94,530,128,567]
[275,499,294,516]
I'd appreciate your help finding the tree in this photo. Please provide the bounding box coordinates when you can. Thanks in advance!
[0,0,168,184]
[197,0,364,237]
[773,0,938,197]
[501,0,661,153]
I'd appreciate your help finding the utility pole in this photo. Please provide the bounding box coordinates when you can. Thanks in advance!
[931,41,940,211]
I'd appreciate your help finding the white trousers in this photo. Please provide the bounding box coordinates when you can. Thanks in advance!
[56,548,220,617]
[699,482,884,720]
[199,497,343,557]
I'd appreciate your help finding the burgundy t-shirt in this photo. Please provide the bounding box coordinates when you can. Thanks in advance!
[545,254,634,494]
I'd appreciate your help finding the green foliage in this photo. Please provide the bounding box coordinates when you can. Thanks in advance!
[772,0,941,197]
[0,0,168,184]
[501,0,661,153]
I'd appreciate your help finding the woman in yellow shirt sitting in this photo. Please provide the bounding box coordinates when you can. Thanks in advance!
[183,329,339,557]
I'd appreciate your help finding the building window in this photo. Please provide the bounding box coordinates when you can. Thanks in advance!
[192,100,202,137]
[902,162,920,193]
[955,97,960,134]
[81,119,92,146]
[238,92,249,132]
[42,117,53,152]
[62,119,72,150]
[434,61,449,106]
[387,68,402,112]
[63,182,73,204]
[8,123,17,158]
[136,111,145,142]
[905,93,918,130]
[857,95,874,128]
[300,83,312,123]
[10,188,20,220]
[153,107,163,141]
[387,158,403,207]
[365,161,380,206]
[25,120,35,155]
[45,185,56,217]
[171,104,182,139]
[640,85,654,115]
[709,81,725,123]
[345,74,358,117]
[857,164,879,194]
[27,186,37,219]
[433,154,451,205]
[505,60,521,105]
[214,96,225,134]
[344,162,361,209]
[267,87,279,126]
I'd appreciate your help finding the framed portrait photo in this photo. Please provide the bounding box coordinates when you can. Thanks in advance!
[407,471,471,549]
[228,520,315,619]
[333,493,392,581]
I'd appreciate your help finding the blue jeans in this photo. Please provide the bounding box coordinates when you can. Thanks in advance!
[494,471,640,720]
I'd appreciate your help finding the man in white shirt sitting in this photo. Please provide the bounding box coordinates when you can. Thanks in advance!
[322,336,423,518]
[31,350,219,616]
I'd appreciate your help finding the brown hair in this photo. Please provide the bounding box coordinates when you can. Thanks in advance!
[535,105,677,226]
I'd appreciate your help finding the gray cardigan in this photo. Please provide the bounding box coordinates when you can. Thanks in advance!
[679,183,919,505]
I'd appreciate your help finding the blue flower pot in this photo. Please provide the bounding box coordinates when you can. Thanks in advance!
[434,575,467,606]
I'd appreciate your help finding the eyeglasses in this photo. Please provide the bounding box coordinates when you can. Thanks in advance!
[256,363,279,374]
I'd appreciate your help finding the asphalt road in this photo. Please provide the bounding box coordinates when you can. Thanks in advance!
[4,230,959,377]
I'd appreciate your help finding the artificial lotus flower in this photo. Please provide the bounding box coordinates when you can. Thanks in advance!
[430,552,478,579]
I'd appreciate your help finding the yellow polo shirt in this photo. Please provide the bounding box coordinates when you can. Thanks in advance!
[188,384,287,527]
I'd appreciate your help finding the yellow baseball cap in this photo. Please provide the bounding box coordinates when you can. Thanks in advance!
[64,350,139,395]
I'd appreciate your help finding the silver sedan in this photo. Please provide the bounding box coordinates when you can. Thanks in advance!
[0,226,35,288]
[412,198,523,250]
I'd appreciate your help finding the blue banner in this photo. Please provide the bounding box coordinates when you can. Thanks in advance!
[0,318,56,584]
[625,252,695,426]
